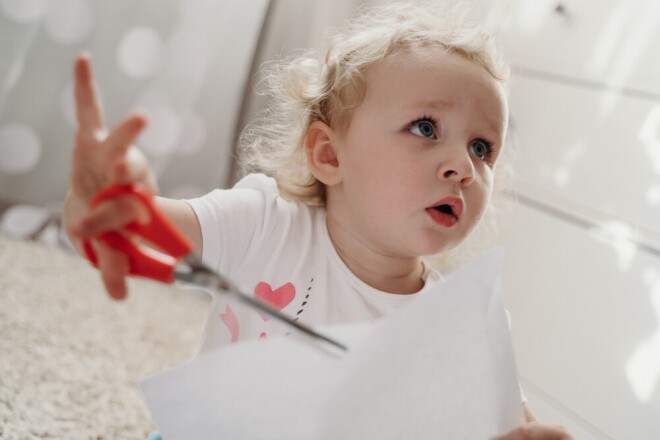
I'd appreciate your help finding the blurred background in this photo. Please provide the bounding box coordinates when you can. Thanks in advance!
[0,0,659,438]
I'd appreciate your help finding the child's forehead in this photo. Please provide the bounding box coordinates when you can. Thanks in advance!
[369,46,467,78]
[358,47,508,125]
[363,47,500,96]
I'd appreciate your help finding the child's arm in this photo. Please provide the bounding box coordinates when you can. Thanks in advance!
[63,54,202,299]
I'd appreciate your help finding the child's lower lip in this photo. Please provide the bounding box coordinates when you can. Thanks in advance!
[426,208,457,227]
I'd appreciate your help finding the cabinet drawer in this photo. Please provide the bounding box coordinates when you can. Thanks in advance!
[508,74,660,238]
[496,0,660,96]
[501,203,660,440]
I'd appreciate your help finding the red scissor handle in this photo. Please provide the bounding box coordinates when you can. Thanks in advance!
[82,184,193,283]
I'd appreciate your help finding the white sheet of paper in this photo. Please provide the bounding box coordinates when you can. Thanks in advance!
[140,249,525,439]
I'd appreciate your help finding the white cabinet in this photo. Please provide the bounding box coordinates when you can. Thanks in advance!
[496,0,660,97]
[502,204,660,440]
[492,1,660,439]
[508,74,660,239]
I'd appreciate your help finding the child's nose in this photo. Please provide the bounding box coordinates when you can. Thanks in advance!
[437,148,475,186]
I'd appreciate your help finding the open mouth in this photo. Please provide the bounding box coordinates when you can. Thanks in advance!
[426,197,463,227]
[434,204,455,216]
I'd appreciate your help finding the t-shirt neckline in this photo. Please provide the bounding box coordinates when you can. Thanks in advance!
[316,210,442,304]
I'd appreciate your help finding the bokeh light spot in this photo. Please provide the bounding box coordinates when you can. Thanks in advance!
[117,27,164,79]
[138,106,182,158]
[4,58,24,93]
[59,81,76,128]
[0,204,49,238]
[553,166,570,187]
[0,0,50,23]
[646,184,660,206]
[44,0,94,45]
[177,111,207,156]
[0,123,42,174]
[639,105,660,175]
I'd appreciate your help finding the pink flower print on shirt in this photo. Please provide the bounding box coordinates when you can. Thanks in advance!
[254,282,296,321]
[219,304,239,343]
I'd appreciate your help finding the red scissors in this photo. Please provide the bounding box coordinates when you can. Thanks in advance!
[82,184,347,351]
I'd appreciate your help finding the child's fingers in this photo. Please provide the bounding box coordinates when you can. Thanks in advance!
[111,149,158,191]
[105,113,148,159]
[74,196,151,238]
[74,53,105,133]
[494,423,573,440]
[96,241,130,300]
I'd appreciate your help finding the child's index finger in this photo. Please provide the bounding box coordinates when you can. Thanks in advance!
[104,112,148,157]
[74,53,105,133]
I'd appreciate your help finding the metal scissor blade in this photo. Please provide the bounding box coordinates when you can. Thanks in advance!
[175,256,348,352]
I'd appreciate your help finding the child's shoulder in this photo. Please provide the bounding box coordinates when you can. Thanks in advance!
[232,173,278,193]
[233,173,323,210]
[232,173,288,202]
[231,173,322,218]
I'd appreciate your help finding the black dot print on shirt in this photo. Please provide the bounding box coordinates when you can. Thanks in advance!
[293,277,313,322]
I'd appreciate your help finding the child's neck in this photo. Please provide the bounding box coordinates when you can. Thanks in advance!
[325,216,425,295]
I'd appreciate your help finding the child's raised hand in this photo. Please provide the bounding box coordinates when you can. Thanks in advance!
[71,53,156,203]
[66,53,157,299]
[493,422,573,440]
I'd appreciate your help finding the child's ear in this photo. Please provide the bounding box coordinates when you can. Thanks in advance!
[305,121,342,186]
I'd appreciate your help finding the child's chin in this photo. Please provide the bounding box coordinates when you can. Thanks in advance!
[419,241,454,257]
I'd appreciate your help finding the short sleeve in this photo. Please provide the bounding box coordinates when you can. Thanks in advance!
[184,173,281,275]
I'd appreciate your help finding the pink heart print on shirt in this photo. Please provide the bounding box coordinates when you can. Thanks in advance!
[254,281,296,321]
[219,305,239,343]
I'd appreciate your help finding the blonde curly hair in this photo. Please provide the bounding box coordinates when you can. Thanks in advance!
[238,1,510,207]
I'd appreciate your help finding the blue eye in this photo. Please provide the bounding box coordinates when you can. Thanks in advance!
[470,139,492,161]
[409,118,437,139]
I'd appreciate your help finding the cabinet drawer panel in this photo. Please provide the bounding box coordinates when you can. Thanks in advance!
[508,74,660,237]
[497,0,660,96]
[502,204,660,439]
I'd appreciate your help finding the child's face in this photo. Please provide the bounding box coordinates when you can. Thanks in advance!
[328,47,508,258]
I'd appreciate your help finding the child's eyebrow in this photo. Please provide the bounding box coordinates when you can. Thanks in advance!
[406,99,455,111]
[395,99,454,117]
[469,115,506,141]
[401,97,506,134]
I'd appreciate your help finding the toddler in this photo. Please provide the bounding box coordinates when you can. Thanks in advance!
[64,2,572,439]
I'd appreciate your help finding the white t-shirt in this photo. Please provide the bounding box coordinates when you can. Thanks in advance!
[186,173,442,351]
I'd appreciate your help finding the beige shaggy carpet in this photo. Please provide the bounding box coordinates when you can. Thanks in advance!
[0,234,210,439]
